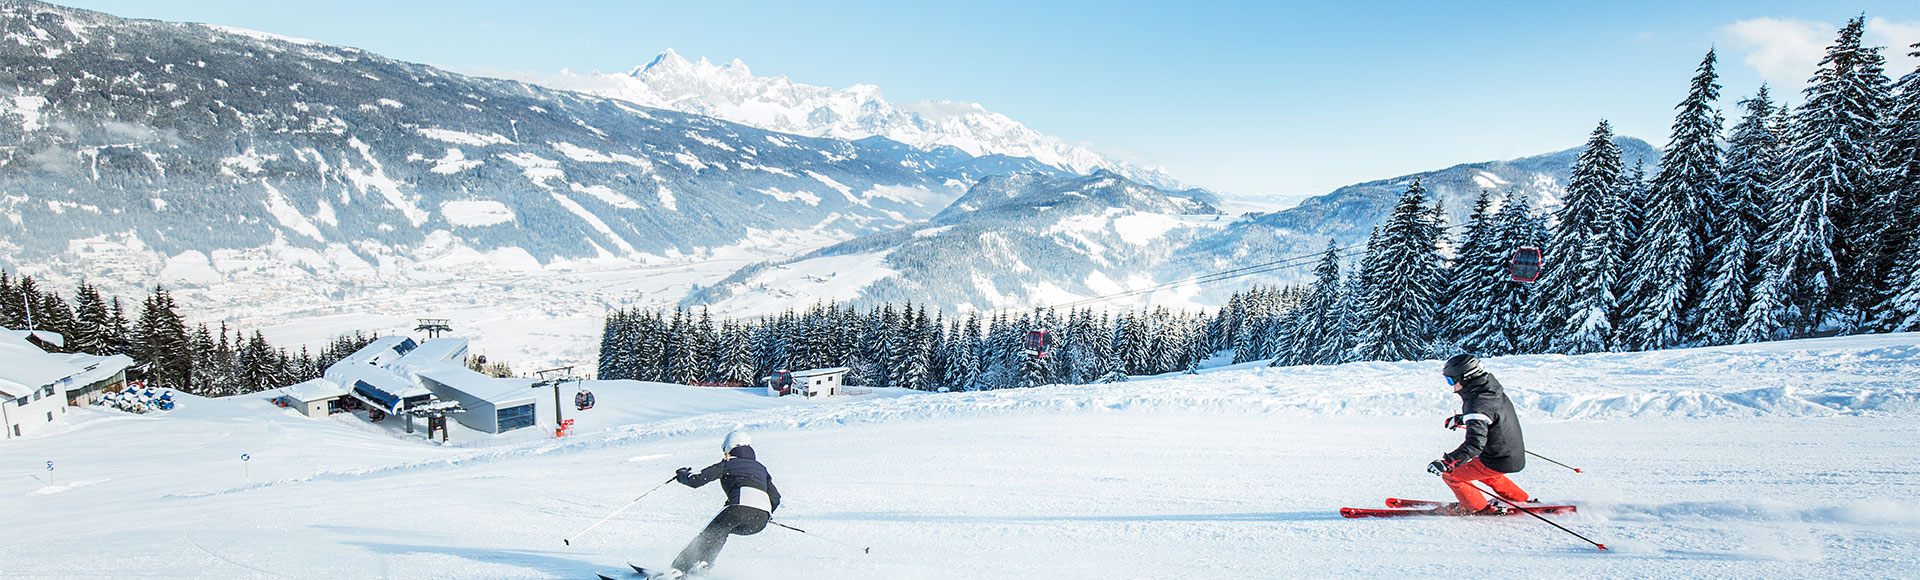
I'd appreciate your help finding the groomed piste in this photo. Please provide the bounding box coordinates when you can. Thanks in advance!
[4,333,1919,579]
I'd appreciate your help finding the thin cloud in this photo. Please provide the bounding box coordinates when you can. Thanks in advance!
[1724,17,1920,87]
[1867,17,1920,72]
[1724,17,1830,86]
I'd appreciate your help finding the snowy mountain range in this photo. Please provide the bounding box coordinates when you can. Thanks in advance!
[691,137,1657,314]
[532,49,1187,191]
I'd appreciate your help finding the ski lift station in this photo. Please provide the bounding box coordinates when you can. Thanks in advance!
[1,327,135,440]
[272,335,541,437]
[764,367,849,398]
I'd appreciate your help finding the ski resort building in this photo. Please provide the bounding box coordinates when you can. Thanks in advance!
[277,335,540,435]
[0,328,133,440]
[766,367,849,398]
[278,378,351,419]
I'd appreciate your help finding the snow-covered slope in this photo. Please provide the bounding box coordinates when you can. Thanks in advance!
[689,171,1232,313]
[537,50,1187,191]
[5,334,1918,578]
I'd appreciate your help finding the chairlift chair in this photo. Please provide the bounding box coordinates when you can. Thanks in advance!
[1510,247,1543,283]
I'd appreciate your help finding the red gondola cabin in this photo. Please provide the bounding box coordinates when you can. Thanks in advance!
[1023,330,1052,357]
[1510,247,1543,282]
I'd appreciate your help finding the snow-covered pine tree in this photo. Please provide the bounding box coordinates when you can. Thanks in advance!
[1622,49,1724,351]
[956,313,984,390]
[1351,180,1446,361]
[1869,43,1920,329]
[1317,261,1363,364]
[189,324,219,395]
[1534,121,1628,354]
[1274,241,1345,366]
[717,322,755,386]
[1441,191,1501,349]
[1483,191,1550,354]
[1742,17,1889,339]
[1697,88,1784,345]
[70,282,112,355]
[1101,313,1130,383]
[135,286,194,392]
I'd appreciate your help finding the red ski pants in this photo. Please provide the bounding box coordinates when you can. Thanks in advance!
[1442,458,1529,511]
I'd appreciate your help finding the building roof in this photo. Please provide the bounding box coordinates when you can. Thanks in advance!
[791,367,851,378]
[402,338,468,365]
[279,378,350,402]
[53,353,134,391]
[417,364,537,405]
[0,327,87,398]
[335,335,418,367]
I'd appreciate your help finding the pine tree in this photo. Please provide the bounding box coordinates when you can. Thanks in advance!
[1441,192,1500,349]
[1697,88,1784,345]
[1275,240,1344,366]
[1482,191,1550,354]
[135,286,194,393]
[1870,43,1920,328]
[71,282,113,355]
[1352,180,1446,361]
[1743,17,1890,338]
[1535,121,1628,354]
[1622,49,1724,351]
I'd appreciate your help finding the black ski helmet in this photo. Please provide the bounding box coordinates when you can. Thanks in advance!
[1442,353,1486,381]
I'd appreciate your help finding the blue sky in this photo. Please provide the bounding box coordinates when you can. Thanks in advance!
[55,1,1920,198]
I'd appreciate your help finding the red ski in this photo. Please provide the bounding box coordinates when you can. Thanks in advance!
[1341,502,1576,518]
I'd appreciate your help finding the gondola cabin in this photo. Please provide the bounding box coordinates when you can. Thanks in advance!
[574,388,595,411]
[1510,247,1543,282]
[1023,330,1052,357]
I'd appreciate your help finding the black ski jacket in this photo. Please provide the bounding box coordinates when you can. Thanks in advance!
[1444,372,1526,473]
[679,445,781,512]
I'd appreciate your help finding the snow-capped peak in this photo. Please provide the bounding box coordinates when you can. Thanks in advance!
[539,50,1185,190]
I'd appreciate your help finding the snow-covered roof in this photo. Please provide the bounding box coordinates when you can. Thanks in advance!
[791,367,850,378]
[326,362,431,411]
[0,327,87,398]
[335,336,418,367]
[401,338,468,365]
[54,353,134,390]
[417,364,537,405]
[280,378,350,402]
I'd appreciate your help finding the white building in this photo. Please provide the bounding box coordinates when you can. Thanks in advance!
[277,378,351,419]
[279,336,541,435]
[1,328,133,440]
[766,367,849,398]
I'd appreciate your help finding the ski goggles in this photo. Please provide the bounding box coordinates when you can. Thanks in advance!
[1446,376,1457,386]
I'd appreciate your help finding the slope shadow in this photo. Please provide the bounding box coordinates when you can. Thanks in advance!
[794,510,1341,523]
[342,540,611,577]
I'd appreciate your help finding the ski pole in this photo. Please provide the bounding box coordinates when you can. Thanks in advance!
[564,475,677,546]
[770,520,871,554]
[1466,482,1607,551]
[1527,450,1584,473]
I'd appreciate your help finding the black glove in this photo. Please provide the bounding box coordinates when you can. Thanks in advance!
[1427,458,1458,476]
[1443,414,1465,430]
[675,467,691,477]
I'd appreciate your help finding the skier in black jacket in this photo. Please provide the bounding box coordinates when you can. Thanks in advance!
[1427,353,1532,515]
[665,430,781,577]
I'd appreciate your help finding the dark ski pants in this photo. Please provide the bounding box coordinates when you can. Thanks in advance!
[672,504,770,573]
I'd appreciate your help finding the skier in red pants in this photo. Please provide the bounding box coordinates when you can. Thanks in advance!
[1427,353,1534,515]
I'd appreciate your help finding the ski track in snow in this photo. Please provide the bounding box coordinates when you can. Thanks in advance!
[4,334,1920,579]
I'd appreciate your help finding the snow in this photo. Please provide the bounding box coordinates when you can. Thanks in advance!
[160,250,221,284]
[528,50,1183,189]
[1112,212,1185,245]
[4,335,1920,578]
[426,148,483,174]
[417,127,514,147]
